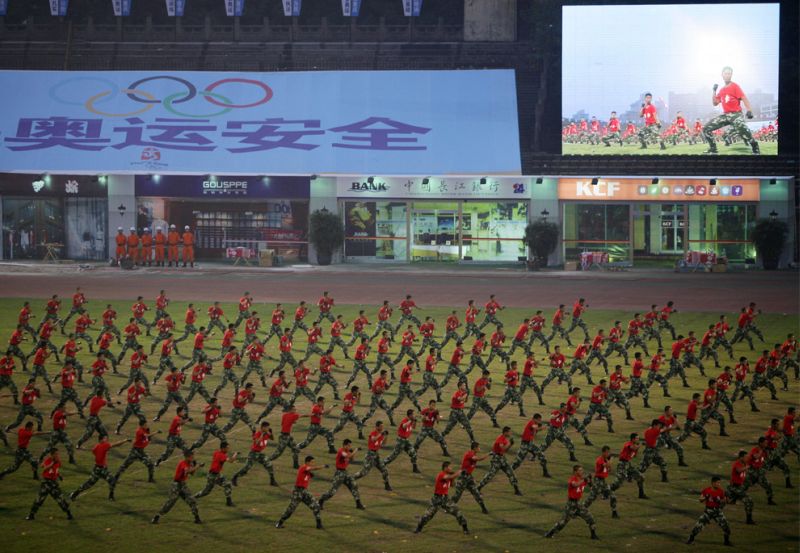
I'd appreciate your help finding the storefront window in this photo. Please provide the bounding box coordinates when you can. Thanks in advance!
[688,204,757,261]
[563,203,630,262]
[412,202,458,261]
[461,202,527,261]
[2,198,65,260]
[65,198,108,260]
[344,201,407,261]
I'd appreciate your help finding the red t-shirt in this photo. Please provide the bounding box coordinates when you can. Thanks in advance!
[174,459,192,482]
[450,389,467,410]
[210,450,229,473]
[434,471,453,496]
[251,431,270,452]
[594,455,611,479]
[642,104,658,126]
[716,82,745,113]
[701,486,726,508]
[281,412,300,434]
[461,450,478,474]
[18,427,34,449]
[397,417,414,439]
[492,435,510,456]
[335,448,351,470]
[730,460,747,486]
[93,441,112,467]
[89,396,107,416]
[567,475,588,500]
[168,416,183,436]
[42,457,61,481]
[367,430,386,451]
[644,427,661,448]
[521,419,541,442]
[133,427,151,449]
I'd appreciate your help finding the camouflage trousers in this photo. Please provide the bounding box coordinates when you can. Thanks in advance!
[4,345,26,368]
[495,387,525,416]
[602,131,622,146]
[677,419,709,447]
[29,480,71,516]
[744,466,773,499]
[730,327,755,350]
[582,402,613,431]
[646,372,669,395]
[548,324,571,344]
[391,383,421,411]
[384,437,418,467]
[63,356,85,380]
[703,111,755,148]
[638,124,664,147]
[353,450,391,487]
[195,471,232,500]
[638,446,667,475]
[72,464,114,498]
[439,363,467,388]
[114,447,155,483]
[273,351,298,375]
[766,450,791,478]
[214,368,240,396]
[189,423,226,451]
[689,507,730,539]
[467,396,498,425]
[658,433,685,463]
[345,360,372,389]
[478,453,519,490]
[224,407,256,433]
[450,468,488,511]
[257,397,289,422]
[155,391,188,420]
[116,403,146,433]
[158,481,199,518]
[302,343,326,363]
[440,330,460,349]
[298,423,335,451]
[417,494,468,531]
[751,373,777,398]
[460,322,480,341]
[394,314,421,333]
[332,410,364,437]
[566,317,589,340]
[540,368,572,391]
[0,447,38,478]
[624,335,650,356]
[362,395,395,426]
[767,366,789,390]
[278,487,321,524]
[730,380,757,408]
[699,345,720,367]
[468,354,488,374]
[184,382,212,405]
[569,359,594,384]
[682,352,705,374]
[234,310,252,328]
[290,386,316,406]
[548,499,595,535]
[77,415,109,448]
[610,460,644,492]
[486,346,510,366]
[643,326,663,348]
[413,426,450,456]
[393,346,419,366]
[7,404,44,431]
[346,330,368,347]
[699,408,726,434]
[520,375,544,404]
[627,376,650,404]
[316,311,336,324]
[268,433,300,467]
[584,477,617,511]
[233,451,274,481]
[156,434,191,464]
[527,331,551,352]
[666,358,688,385]
[415,371,442,401]
[586,348,608,371]
[42,430,75,461]
[725,484,753,519]
[416,337,441,358]
[607,389,632,417]
[173,324,197,345]
[30,364,52,392]
[373,353,395,377]
[512,440,548,471]
[442,409,475,442]
[603,343,629,363]
[57,387,84,416]
[241,360,266,386]
[153,356,176,383]
[319,469,361,505]
[205,319,226,336]
[370,320,394,341]
[119,369,150,395]
[542,426,575,455]
[479,313,502,330]
[313,373,340,399]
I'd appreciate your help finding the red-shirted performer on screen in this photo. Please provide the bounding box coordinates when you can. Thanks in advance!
[637,93,666,150]
[703,66,759,155]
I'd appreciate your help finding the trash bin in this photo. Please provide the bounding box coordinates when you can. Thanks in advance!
[259,249,275,267]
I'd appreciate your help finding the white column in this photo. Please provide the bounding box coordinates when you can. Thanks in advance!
[107,175,136,259]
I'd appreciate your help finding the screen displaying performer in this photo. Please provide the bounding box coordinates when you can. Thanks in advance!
[561,3,779,156]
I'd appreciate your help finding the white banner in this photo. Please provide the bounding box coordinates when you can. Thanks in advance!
[337,177,532,200]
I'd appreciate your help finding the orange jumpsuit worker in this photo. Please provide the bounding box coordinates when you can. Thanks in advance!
[167,224,180,267]
[141,227,153,266]
[126,227,139,264]
[154,227,166,267]
[182,225,195,268]
[114,227,126,263]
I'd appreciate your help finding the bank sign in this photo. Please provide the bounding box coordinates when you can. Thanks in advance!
[558,178,760,202]
[0,70,521,175]
[337,177,531,199]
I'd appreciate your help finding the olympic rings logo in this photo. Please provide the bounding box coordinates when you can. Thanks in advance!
[48,75,273,118]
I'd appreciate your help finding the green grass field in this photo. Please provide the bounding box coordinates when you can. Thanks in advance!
[0,298,797,553]
[562,142,778,156]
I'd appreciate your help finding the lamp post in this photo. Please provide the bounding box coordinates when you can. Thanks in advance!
[117,204,127,218]
[540,209,549,222]
[769,210,778,221]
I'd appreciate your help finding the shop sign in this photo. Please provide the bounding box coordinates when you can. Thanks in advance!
[337,177,531,199]
[558,178,759,202]
[135,175,309,199]
[0,174,107,197]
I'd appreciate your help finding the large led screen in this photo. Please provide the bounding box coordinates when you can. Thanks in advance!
[562,3,779,155]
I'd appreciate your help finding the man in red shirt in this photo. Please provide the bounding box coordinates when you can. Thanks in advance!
[494,361,526,418]
[460,299,481,342]
[241,338,267,388]
[361,370,395,427]
[18,301,38,339]
[477,426,522,495]
[214,346,241,397]
[173,303,198,350]
[353,420,393,491]
[610,433,647,498]
[257,372,291,422]
[70,435,129,501]
[702,66,759,155]
[155,406,192,466]
[780,407,800,461]
[542,403,577,459]
[637,92,666,150]
[301,322,326,363]
[233,291,253,329]
[512,413,549,475]
[478,294,504,331]
[0,352,20,404]
[638,419,668,482]
[548,304,572,346]
[624,313,650,356]
[117,344,150,396]
[725,449,755,525]
[62,286,89,333]
[346,309,370,347]
[273,328,298,376]
[686,476,732,546]
[267,403,306,469]
[315,291,336,324]
[568,338,594,385]
[194,441,238,506]
[6,324,29,371]
[6,379,43,432]
[413,399,450,457]
[763,418,792,489]
[391,360,422,411]
[76,391,117,449]
[414,461,470,535]
[394,294,422,333]
[544,464,598,539]
[204,301,227,337]
[0,421,47,479]
[26,448,73,521]
[149,314,175,355]
[224,383,258,433]
[602,320,628,365]
[677,392,710,449]
[467,369,498,427]
[666,335,690,388]
[566,298,590,342]
[29,344,53,394]
[526,309,550,353]
[231,421,276,487]
[185,359,213,405]
[581,380,614,433]
[318,438,365,510]
[384,409,420,473]
[264,303,286,344]
[313,348,342,399]
[745,437,775,505]
[392,325,419,367]
[415,348,442,402]
[440,310,461,349]
[699,378,729,437]
[289,300,309,336]
[452,441,489,512]
[601,111,623,147]
[344,337,372,389]
[152,450,202,524]
[115,376,148,434]
[188,397,226,451]
[370,300,394,340]
[608,365,633,420]
[442,381,476,444]
[541,345,572,393]
[297,396,337,454]
[583,445,618,518]
[37,294,61,334]
[154,366,188,421]
[331,385,365,439]
[276,455,326,529]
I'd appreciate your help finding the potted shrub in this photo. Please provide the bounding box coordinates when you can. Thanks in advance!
[523,220,559,270]
[751,218,788,270]
[309,208,344,266]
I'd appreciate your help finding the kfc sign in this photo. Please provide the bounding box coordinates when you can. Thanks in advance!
[558,178,759,202]
[573,180,621,198]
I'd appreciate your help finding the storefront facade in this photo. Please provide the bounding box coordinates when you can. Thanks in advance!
[0,174,109,261]
[337,177,533,262]
[135,175,310,261]
[557,178,783,264]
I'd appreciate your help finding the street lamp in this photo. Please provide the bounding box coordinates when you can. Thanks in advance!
[117,204,127,218]
[769,210,778,221]
[540,209,550,222]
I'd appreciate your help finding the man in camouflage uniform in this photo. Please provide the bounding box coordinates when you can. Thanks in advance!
[318,439,364,510]
[6,380,44,432]
[25,448,73,521]
[414,461,470,535]
[115,319,141,366]
[275,456,324,529]
[268,405,303,469]
[384,409,420,473]
[184,360,214,405]
[540,346,573,393]
[151,450,202,524]
[494,361,526,418]
[76,392,117,449]
[478,427,522,496]
[583,446,618,518]
[214,347,241,396]
[512,414,549,475]
[519,355,545,406]
[452,442,489,513]
[54,364,84,416]
[344,338,372,389]
[152,337,178,385]
[297,397,337,454]
[331,386,364,439]
[414,400,450,456]
[113,420,157,485]
[154,366,188,421]
[70,435,129,501]
[636,93,666,150]
[440,310,461,349]
[603,322,628,364]
[173,303,198,348]
[115,376,147,434]
[391,361,422,411]
[467,369,498,427]
[657,405,687,467]
[544,465,598,539]
[194,441,237,506]
[372,332,396,377]
[117,345,150,395]
[744,437,775,504]
[232,421,277,487]
[624,314,650,356]
[686,476,732,546]
[353,421,393,491]
[441,382,476,443]
[677,393,710,449]
[189,398,226,451]
[361,370,395,426]
[155,407,192,466]
[0,421,43,479]
[569,339,595,385]
[610,433,647,498]
[582,380,614,432]
[415,348,442,402]
[542,404,578,461]
[638,419,669,482]
[702,66,759,155]
[726,450,755,525]
[224,383,257,433]
[586,329,609,372]
[301,322,326,363]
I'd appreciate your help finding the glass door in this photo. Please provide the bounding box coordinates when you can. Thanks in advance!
[660,204,685,253]
[411,202,459,262]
